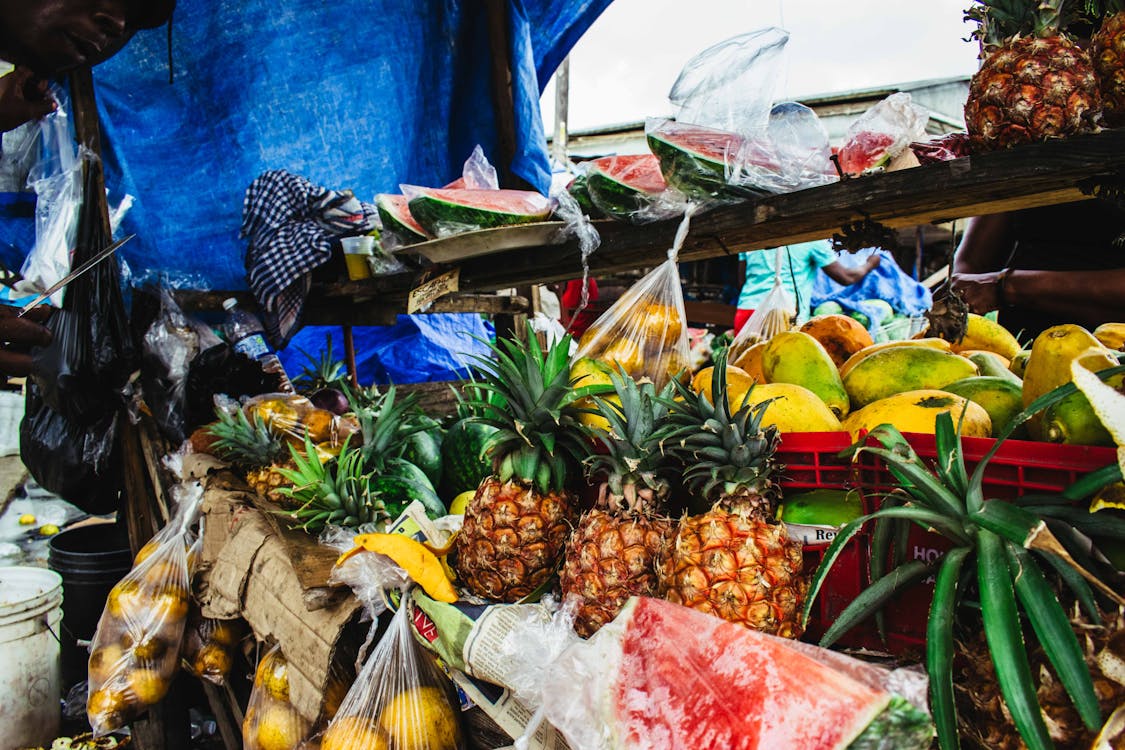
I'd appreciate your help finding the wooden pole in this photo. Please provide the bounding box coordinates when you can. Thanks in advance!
[343,325,359,388]
[483,0,531,191]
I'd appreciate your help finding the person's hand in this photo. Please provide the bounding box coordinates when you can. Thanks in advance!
[0,67,56,133]
[0,305,52,377]
[864,254,882,272]
[950,271,1003,314]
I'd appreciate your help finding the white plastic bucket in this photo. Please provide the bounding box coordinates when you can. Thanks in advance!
[0,566,63,748]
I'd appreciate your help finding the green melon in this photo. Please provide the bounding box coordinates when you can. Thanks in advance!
[376,194,430,245]
[585,154,668,221]
[407,188,553,236]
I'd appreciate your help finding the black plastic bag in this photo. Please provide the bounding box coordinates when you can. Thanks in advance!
[184,344,281,433]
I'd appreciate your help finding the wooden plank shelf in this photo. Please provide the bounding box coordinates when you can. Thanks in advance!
[310,127,1125,306]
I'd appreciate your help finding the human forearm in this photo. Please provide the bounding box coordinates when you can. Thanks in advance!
[1003,268,1125,327]
[953,214,1015,275]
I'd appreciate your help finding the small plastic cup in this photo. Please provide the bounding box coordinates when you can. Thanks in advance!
[341,236,375,280]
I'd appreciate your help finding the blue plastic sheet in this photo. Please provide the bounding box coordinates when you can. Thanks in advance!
[279,314,494,386]
[810,249,932,330]
[0,0,612,292]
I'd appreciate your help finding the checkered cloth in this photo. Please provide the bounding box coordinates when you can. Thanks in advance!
[241,169,378,347]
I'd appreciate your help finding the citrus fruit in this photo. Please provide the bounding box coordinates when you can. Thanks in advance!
[38,524,59,536]
[88,644,125,684]
[255,702,310,750]
[321,715,387,750]
[449,491,474,516]
[127,667,169,705]
[376,685,461,750]
[18,513,35,525]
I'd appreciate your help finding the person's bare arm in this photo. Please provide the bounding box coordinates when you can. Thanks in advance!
[822,254,880,286]
[952,214,1015,276]
[0,67,55,133]
[998,268,1125,329]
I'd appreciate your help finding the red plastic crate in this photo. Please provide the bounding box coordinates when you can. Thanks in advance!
[856,433,1118,648]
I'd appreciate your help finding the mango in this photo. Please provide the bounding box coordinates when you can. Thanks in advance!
[949,313,1022,360]
[691,365,756,411]
[842,346,978,409]
[731,341,768,384]
[842,389,991,441]
[761,331,850,418]
[941,376,1025,438]
[1094,322,1125,352]
[838,338,952,378]
[1022,325,1118,441]
[964,351,1022,387]
[739,383,845,434]
[798,314,874,368]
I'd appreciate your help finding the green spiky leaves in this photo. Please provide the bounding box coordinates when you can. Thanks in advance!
[291,334,348,393]
[278,434,388,533]
[465,325,610,495]
[965,0,1078,48]
[206,407,288,468]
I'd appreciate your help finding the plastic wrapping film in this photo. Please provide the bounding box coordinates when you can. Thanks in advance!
[400,184,554,239]
[728,247,796,362]
[550,186,601,336]
[236,392,360,452]
[572,208,696,389]
[181,607,245,686]
[86,482,203,735]
[141,287,203,444]
[581,154,689,224]
[837,92,929,176]
[242,644,315,750]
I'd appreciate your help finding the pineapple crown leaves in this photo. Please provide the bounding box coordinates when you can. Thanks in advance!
[464,325,612,493]
[965,0,1082,48]
[356,386,431,471]
[277,433,387,532]
[291,335,348,393]
[584,369,685,508]
[803,368,1125,750]
[450,377,507,421]
[206,406,289,468]
[665,349,781,505]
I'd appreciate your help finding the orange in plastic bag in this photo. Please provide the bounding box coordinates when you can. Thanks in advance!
[243,645,315,750]
[181,605,245,685]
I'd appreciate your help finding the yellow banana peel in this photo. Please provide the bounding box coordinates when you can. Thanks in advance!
[336,532,459,603]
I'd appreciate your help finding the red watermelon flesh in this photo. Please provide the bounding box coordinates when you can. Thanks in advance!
[648,120,781,200]
[376,194,430,244]
[610,598,890,749]
[589,155,667,194]
[586,154,670,220]
[443,177,467,189]
[407,187,553,235]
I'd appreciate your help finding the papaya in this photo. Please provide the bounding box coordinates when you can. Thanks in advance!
[761,331,850,417]
[842,389,992,441]
[842,346,979,409]
[731,341,768,384]
[838,338,953,378]
[965,351,1022,386]
[691,364,756,411]
[1094,322,1125,351]
[1021,325,1118,441]
[941,376,1025,438]
[1009,349,1031,379]
[572,357,616,431]
[949,313,1022,360]
[798,314,874,368]
[738,382,845,433]
[1039,370,1125,446]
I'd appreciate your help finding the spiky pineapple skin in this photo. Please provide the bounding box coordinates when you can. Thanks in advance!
[965,35,1101,150]
[454,478,578,602]
[246,464,295,506]
[661,509,807,638]
[1094,11,1125,127]
[559,508,673,638]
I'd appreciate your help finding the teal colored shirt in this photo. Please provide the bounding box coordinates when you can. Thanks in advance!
[738,241,836,322]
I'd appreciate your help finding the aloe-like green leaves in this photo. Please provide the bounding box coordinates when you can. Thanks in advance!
[978,529,1054,750]
[970,499,1043,546]
[929,546,971,750]
[935,412,969,499]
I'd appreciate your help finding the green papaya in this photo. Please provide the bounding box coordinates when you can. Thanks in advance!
[965,351,1022,387]
[842,346,979,409]
[1039,371,1125,446]
[941,376,1025,438]
[762,331,850,417]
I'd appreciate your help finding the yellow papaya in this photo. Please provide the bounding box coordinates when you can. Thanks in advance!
[572,357,615,432]
[838,338,953,378]
[842,390,992,441]
[1039,370,1125,446]
[1009,349,1031,379]
[941,376,1025,438]
[691,365,757,411]
[842,346,978,409]
[1094,322,1125,351]
[761,331,850,418]
[964,351,1022,386]
[1022,325,1117,441]
[739,383,845,434]
[949,313,1022,360]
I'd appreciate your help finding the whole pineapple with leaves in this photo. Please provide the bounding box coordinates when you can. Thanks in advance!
[453,328,608,602]
[1085,0,1125,125]
[207,407,295,504]
[559,371,681,637]
[661,350,807,638]
[964,0,1101,150]
[277,435,390,533]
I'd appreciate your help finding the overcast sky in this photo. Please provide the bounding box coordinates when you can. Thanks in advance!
[542,0,982,132]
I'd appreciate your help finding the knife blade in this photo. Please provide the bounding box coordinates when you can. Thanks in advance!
[17,233,135,316]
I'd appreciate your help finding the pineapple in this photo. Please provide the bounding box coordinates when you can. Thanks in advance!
[453,328,605,602]
[1088,1,1125,125]
[964,0,1101,150]
[207,408,294,504]
[278,435,388,533]
[292,335,348,394]
[559,371,681,637]
[661,351,806,637]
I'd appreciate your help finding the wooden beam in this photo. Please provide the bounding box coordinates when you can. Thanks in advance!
[483,0,530,190]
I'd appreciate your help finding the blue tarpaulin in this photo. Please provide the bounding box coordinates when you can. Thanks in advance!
[810,249,933,331]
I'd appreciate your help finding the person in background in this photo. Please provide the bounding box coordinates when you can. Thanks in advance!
[951,201,1125,340]
[734,240,880,334]
[0,0,175,376]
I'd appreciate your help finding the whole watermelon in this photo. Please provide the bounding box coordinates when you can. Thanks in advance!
[441,419,497,497]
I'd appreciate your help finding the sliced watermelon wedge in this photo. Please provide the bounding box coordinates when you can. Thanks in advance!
[543,597,929,750]
[407,187,553,236]
[566,172,604,219]
[648,120,781,201]
[376,194,430,245]
[585,154,668,221]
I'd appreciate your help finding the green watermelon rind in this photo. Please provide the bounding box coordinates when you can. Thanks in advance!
[647,129,759,202]
[408,191,552,236]
[585,167,659,221]
[376,194,429,245]
[440,420,497,496]
[567,173,604,219]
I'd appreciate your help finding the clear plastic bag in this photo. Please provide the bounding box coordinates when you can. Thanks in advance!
[729,247,796,361]
[181,607,244,686]
[766,102,837,191]
[238,392,359,450]
[142,288,202,444]
[242,644,314,750]
[583,154,689,224]
[399,184,554,238]
[837,92,929,176]
[86,485,203,735]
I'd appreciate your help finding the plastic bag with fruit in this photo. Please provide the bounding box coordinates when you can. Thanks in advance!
[836,92,929,177]
[181,608,245,686]
[728,247,796,366]
[572,209,695,389]
[86,483,203,735]
[315,530,466,750]
[242,644,315,750]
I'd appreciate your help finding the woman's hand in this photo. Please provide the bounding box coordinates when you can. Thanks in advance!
[0,67,56,133]
[950,270,1003,314]
[0,305,52,377]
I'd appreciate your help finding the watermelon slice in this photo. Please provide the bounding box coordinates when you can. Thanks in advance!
[376,194,430,245]
[585,154,669,221]
[543,597,931,750]
[566,172,604,219]
[648,120,782,201]
[407,187,553,236]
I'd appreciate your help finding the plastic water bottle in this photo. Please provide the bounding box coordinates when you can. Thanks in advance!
[221,298,293,392]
